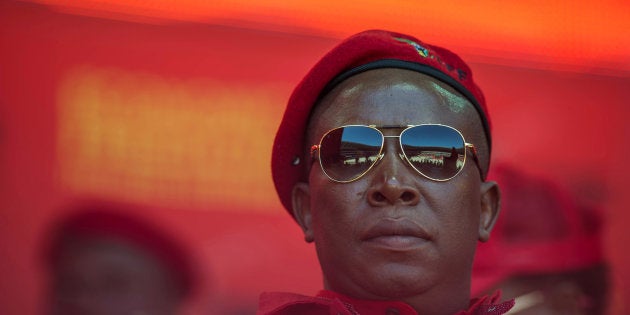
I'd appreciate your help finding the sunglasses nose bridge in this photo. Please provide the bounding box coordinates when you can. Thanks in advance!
[381,135,407,162]
[371,135,413,177]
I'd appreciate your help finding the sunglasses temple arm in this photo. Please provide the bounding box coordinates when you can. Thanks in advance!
[466,143,484,180]
[310,145,320,161]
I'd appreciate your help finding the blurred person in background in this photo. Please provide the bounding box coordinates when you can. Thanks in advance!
[42,199,197,315]
[472,163,609,315]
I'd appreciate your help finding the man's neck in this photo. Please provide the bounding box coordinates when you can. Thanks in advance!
[400,286,471,315]
[324,282,472,315]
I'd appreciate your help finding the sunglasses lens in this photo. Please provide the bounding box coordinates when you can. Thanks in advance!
[319,126,383,182]
[401,125,466,180]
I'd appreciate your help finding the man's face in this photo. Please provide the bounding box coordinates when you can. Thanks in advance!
[293,68,496,300]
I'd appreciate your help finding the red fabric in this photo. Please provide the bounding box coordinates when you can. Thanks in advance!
[272,29,491,217]
[257,290,514,315]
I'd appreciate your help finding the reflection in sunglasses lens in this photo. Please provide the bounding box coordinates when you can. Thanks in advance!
[401,125,465,180]
[318,125,467,182]
[320,126,382,182]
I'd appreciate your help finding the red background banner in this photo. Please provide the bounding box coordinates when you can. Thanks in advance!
[1,1,629,314]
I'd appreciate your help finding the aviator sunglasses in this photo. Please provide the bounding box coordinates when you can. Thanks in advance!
[310,124,481,183]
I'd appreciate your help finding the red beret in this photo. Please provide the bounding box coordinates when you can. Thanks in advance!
[272,29,491,216]
[471,163,605,296]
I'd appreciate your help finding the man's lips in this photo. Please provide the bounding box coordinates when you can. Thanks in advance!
[361,218,432,250]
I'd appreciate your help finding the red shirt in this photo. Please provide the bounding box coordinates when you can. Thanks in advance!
[257,290,514,315]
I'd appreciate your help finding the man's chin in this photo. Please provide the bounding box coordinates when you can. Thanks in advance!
[366,279,431,300]
[334,273,433,301]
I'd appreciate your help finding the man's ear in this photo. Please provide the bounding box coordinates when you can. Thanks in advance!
[292,182,314,243]
[478,180,500,242]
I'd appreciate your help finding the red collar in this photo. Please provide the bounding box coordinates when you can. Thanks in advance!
[258,290,514,315]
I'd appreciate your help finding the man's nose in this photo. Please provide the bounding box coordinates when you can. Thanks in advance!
[366,141,420,206]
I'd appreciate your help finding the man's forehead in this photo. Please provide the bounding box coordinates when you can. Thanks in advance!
[327,68,468,101]
[312,69,474,125]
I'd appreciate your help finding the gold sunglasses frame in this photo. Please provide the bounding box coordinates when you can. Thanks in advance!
[310,124,481,183]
